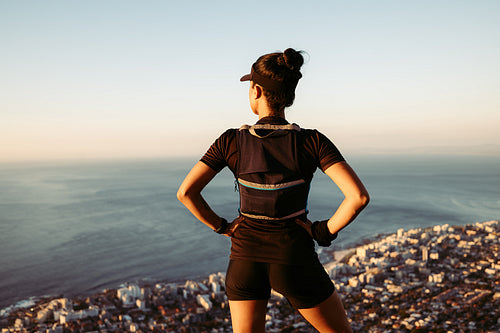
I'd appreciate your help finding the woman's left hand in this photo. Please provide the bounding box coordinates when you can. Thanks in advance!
[295,218,313,237]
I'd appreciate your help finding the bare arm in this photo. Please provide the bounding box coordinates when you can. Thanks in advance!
[323,161,370,234]
[177,161,226,231]
[296,161,369,240]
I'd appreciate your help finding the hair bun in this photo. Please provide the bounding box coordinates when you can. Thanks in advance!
[282,48,304,71]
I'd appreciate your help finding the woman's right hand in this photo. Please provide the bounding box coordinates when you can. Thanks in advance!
[223,216,245,237]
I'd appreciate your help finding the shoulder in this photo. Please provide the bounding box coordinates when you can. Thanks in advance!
[213,128,238,145]
[209,128,240,157]
[297,127,328,143]
[297,127,345,170]
[297,128,330,151]
[299,127,320,135]
[221,127,239,137]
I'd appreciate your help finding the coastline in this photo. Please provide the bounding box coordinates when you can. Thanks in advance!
[0,251,357,319]
[328,248,355,266]
[2,154,499,313]
[2,220,498,332]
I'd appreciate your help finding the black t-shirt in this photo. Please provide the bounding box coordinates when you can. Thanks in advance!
[200,116,345,264]
[201,117,344,177]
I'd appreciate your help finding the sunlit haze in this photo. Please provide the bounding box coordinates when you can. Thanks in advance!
[1,1,499,162]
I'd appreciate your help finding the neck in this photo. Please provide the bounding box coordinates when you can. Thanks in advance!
[251,88,285,119]
[258,108,285,120]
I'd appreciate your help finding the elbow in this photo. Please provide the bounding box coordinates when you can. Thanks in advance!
[355,191,370,210]
[176,189,185,203]
[177,186,189,203]
[360,192,370,208]
[177,184,200,204]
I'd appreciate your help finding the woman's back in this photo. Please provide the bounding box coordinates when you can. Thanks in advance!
[178,48,368,332]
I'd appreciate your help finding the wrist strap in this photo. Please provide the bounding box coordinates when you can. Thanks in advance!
[311,220,338,247]
[214,218,228,234]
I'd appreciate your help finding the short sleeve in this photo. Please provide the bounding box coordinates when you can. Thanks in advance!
[200,129,237,173]
[315,131,345,171]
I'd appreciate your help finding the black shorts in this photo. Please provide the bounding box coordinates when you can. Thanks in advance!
[225,259,335,309]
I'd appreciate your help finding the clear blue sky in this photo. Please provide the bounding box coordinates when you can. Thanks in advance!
[1,0,499,161]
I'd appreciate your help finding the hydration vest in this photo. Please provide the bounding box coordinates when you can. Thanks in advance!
[236,123,310,220]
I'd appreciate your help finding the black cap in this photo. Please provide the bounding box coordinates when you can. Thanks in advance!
[240,64,283,91]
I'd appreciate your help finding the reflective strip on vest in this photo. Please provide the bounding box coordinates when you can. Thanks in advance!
[239,123,301,138]
[237,122,308,221]
[240,209,307,221]
[237,178,306,191]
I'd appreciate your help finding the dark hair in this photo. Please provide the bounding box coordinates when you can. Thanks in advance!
[253,48,305,112]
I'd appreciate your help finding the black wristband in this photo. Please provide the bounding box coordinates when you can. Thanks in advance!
[214,218,228,234]
[311,220,338,247]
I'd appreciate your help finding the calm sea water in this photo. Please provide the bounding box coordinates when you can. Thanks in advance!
[1,155,499,309]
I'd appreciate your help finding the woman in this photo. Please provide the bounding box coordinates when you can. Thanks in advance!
[177,48,369,333]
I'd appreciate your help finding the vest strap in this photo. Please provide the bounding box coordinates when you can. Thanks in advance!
[239,124,301,138]
[236,123,308,221]
[238,178,306,191]
[240,209,307,221]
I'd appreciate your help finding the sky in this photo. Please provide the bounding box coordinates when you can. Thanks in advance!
[1,0,499,162]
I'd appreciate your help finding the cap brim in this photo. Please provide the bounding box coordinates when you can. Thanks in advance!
[240,73,251,82]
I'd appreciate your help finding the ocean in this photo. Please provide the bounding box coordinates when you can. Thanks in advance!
[1,155,499,310]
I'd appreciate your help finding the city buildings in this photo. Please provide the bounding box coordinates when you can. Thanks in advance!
[1,220,498,332]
